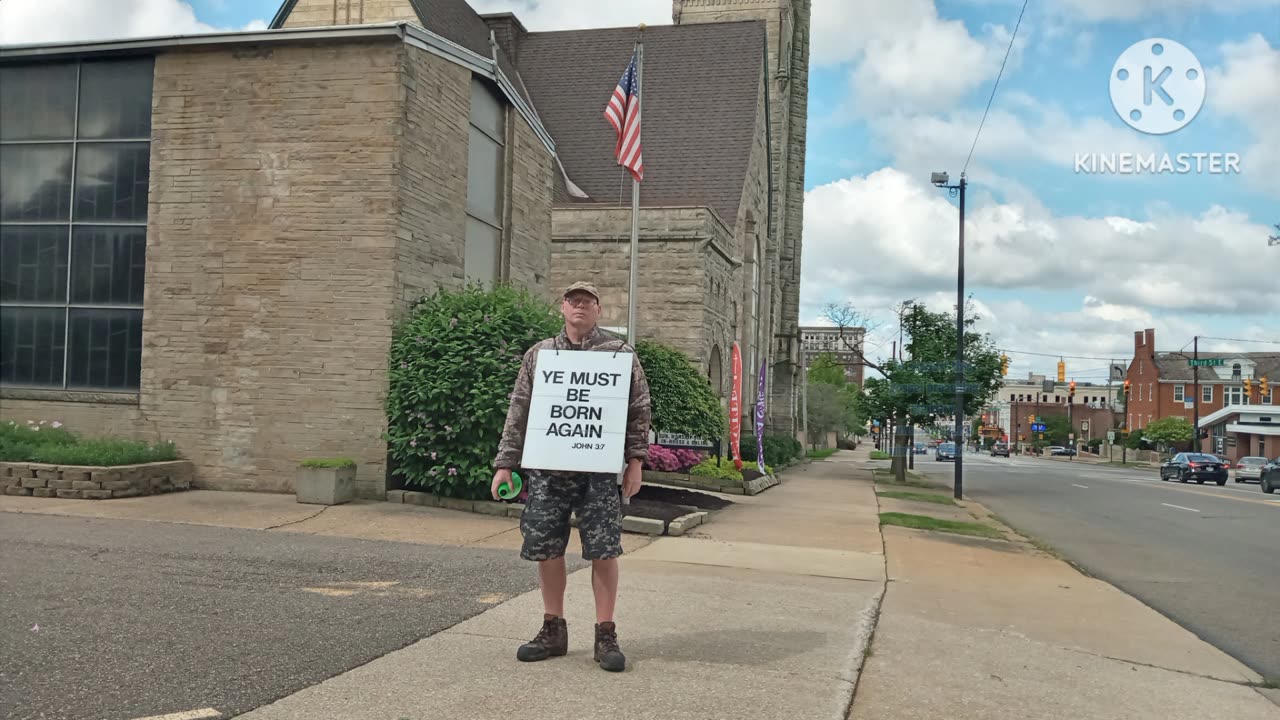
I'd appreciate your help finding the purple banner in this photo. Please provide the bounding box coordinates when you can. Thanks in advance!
[756,360,767,473]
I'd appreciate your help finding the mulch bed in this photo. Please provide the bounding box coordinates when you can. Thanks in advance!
[621,484,736,524]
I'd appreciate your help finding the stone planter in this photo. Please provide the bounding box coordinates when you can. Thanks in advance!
[296,463,356,505]
[0,461,193,499]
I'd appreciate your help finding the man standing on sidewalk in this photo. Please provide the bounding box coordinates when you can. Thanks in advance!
[491,281,651,673]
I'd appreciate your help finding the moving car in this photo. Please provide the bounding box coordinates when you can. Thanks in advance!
[914,442,927,455]
[1159,452,1229,485]
[1261,458,1280,494]
[935,442,956,461]
[1233,456,1269,483]
[991,442,1010,457]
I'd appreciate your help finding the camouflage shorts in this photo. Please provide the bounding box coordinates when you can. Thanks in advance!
[519,470,622,561]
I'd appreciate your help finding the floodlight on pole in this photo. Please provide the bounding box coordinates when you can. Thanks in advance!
[931,170,967,500]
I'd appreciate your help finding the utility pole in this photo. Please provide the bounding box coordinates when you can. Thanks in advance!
[931,170,966,500]
[1192,336,1200,453]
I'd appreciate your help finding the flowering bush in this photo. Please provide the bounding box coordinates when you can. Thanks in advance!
[642,444,704,472]
[385,284,562,499]
[688,455,773,481]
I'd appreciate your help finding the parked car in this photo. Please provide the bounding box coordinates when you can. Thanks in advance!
[1261,458,1280,494]
[991,442,1010,457]
[935,442,956,461]
[914,442,927,455]
[1159,452,1228,485]
[1233,456,1269,483]
[1050,446,1077,456]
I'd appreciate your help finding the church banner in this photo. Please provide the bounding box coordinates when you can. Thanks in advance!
[521,349,633,474]
[730,343,743,471]
[756,359,767,474]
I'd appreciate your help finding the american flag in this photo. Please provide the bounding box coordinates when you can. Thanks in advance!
[604,48,643,182]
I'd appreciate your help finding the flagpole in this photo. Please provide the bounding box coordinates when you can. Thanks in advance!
[626,29,644,347]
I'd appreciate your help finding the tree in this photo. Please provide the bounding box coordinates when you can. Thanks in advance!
[1043,415,1072,445]
[1142,416,1194,451]
[808,352,848,387]
[635,341,726,441]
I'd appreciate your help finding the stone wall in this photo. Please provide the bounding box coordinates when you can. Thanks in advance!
[142,39,406,498]
[1,461,194,499]
[551,206,732,366]
[282,0,419,27]
[393,45,470,312]
[503,97,555,297]
[0,397,149,441]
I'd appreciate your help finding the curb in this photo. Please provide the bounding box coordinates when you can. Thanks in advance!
[383,490,714,537]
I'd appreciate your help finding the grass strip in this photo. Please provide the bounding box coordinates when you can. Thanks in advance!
[877,490,957,506]
[879,511,1004,540]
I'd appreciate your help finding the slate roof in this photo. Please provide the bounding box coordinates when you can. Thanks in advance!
[1154,352,1280,382]
[516,21,766,218]
[269,1,768,221]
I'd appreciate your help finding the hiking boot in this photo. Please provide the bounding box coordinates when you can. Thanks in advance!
[594,621,626,672]
[516,615,567,662]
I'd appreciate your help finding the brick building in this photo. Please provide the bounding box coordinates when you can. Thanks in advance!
[1,20,555,498]
[799,325,865,387]
[1,0,811,494]
[1123,328,1278,454]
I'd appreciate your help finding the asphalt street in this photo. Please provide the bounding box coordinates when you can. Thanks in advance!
[912,451,1280,682]
[0,513,569,720]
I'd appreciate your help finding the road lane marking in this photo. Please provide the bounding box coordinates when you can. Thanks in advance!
[130,709,221,720]
[1072,484,1089,489]
[1161,503,1200,513]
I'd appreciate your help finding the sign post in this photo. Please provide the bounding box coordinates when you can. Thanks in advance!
[520,350,634,474]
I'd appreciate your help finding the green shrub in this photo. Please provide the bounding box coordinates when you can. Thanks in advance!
[635,341,726,441]
[300,457,356,469]
[385,284,563,500]
[870,450,891,460]
[28,439,178,466]
[0,420,177,466]
[740,434,802,468]
[688,456,773,481]
[808,448,837,459]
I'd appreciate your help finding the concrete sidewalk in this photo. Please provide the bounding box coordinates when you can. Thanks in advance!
[234,451,887,720]
[850,491,1279,718]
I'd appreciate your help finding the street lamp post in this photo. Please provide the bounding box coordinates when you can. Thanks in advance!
[932,171,967,500]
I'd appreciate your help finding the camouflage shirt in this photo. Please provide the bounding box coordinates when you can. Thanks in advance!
[494,325,651,471]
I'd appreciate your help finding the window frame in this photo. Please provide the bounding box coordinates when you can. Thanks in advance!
[0,56,152,392]
[1173,384,1184,402]
[463,76,507,288]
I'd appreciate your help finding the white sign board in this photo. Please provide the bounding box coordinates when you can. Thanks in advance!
[520,349,634,474]
[1107,431,1116,442]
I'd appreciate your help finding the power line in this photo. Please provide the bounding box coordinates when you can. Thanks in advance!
[963,0,1029,174]
[1195,336,1280,345]
[1001,348,1131,361]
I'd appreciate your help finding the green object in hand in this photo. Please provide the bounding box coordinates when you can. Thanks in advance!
[497,471,523,500]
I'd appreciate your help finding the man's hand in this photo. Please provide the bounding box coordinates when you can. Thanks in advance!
[491,469,513,501]
[622,460,643,498]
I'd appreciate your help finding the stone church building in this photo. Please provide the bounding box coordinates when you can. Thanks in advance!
[0,0,809,496]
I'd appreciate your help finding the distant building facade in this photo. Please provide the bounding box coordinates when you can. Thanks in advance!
[799,325,864,386]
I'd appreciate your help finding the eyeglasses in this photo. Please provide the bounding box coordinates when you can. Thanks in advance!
[564,295,597,308]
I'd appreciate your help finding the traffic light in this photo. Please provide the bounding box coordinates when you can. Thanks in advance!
[1262,376,1270,396]
[1057,360,1066,382]
[1244,378,1253,397]
[1123,379,1131,397]
[1028,414,1035,425]
[1001,354,1009,376]
[1069,380,1076,398]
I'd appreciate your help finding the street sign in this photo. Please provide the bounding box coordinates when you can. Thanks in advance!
[1069,433,1075,441]
[1188,358,1225,367]
[1080,420,1090,432]
[1107,431,1116,442]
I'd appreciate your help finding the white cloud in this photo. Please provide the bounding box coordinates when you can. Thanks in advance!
[1209,33,1280,198]
[812,0,1019,110]
[466,0,669,32]
[0,0,268,45]
[800,167,1280,317]
[1054,0,1280,23]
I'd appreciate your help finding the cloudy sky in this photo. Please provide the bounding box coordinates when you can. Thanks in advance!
[3,0,1277,384]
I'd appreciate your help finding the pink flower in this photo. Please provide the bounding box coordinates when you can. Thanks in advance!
[448,467,458,476]
[400,361,409,369]
[430,467,438,476]
[431,451,437,460]
[444,425,453,433]
[409,439,417,447]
